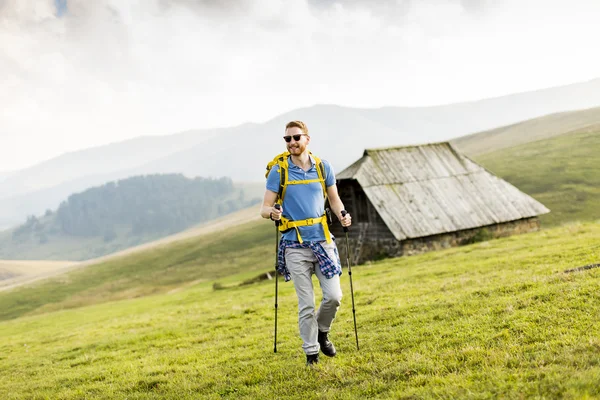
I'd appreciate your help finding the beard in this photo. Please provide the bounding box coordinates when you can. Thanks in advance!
[287,141,307,155]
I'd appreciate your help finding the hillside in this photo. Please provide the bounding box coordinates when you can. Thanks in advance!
[0,206,262,293]
[0,220,598,398]
[0,217,273,320]
[475,130,600,226]
[0,260,77,291]
[453,105,600,156]
[2,78,600,227]
[0,175,263,261]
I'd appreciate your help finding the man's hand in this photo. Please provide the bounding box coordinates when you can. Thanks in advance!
[340,211,351,227]
[270,205,283,221]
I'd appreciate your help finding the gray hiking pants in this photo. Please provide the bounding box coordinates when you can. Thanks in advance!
[285,241,343,355]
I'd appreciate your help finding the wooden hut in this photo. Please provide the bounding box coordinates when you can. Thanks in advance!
[329,142,550,264]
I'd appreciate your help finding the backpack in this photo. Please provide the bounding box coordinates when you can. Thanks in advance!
[265,151,331,243]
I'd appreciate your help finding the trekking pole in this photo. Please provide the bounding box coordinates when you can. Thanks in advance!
[341,210,359,351]
[273,204,281,353]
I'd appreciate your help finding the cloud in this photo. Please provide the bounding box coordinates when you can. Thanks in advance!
[1,0,600,171]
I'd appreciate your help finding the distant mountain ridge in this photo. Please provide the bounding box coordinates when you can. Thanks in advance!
[0,129,219,199]
[1,78,600,228]
[452,105,600,155]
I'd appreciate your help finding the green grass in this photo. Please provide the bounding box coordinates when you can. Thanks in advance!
[0,220,275,321]
[476,130,600,227]
[1,222,599,398]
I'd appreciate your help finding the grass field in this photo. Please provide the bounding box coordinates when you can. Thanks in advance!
[0,204,261,292]
[476,130,600,227]
[0,218,273,321]
[1,221,599,399]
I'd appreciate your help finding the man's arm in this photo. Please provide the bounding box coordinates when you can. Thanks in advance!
[262,165,283,220]
[260,190,282,220]
[326,184,351,227]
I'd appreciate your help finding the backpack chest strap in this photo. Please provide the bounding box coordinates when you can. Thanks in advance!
[286,179,323,185]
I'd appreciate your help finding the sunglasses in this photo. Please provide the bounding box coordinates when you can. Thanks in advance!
[283,134,307,143]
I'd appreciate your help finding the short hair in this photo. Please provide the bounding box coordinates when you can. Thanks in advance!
[285,120,309,135]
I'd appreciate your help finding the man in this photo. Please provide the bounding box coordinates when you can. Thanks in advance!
[261,120,352,366]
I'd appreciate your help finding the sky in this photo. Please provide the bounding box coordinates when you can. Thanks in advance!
[1,0,599,172]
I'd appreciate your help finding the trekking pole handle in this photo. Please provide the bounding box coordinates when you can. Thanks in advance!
[341,210,349,233]
[274,204,281,227]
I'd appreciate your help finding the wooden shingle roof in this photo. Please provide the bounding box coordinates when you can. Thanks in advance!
[337,142,550,241]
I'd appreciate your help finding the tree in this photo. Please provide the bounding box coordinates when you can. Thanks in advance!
[14,174,250,245]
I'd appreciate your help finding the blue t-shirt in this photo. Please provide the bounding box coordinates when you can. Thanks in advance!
[266,156,336,242]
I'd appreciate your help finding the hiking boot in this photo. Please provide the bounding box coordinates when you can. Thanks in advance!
[318,330,336,357]
[306,353,319,366]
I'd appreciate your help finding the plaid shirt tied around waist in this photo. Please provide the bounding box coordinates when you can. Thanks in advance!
[277,239,342,282]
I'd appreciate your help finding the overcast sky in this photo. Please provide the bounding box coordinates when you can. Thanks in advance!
[1,0,599,171]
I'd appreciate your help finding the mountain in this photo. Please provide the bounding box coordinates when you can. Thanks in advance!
[0,128,218,199]
[0,174,263,261]
[0,169,149,232]
[55,77,600,184]
[452,105,600,156]
[1,78,600,227]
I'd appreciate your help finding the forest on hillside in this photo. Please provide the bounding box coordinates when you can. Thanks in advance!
[10,174,258,245]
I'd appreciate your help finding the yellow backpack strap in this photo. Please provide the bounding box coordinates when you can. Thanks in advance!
[312,154,327,201]
[312,154,331,243]
[264,160,276,179]
[278,156,289,204]
[266,152,290,205]
[279,214,331,244]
